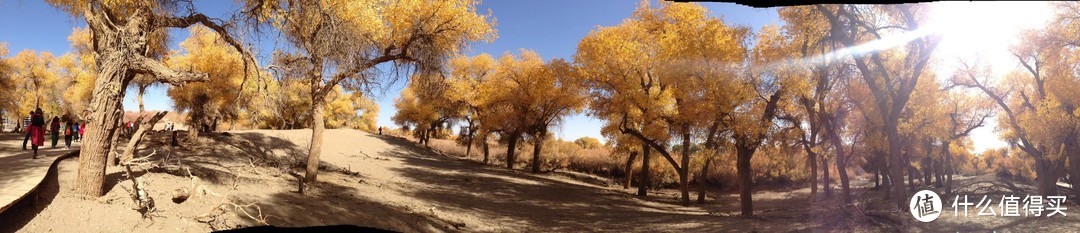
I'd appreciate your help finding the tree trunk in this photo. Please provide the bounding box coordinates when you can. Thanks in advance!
[120,112,168,163]
[465,121,474,157]
[304,96,326,184]
[624,151,638,189]
[697,156,713,204]
[482,139,490,164]
[74,54,129,198]
[906,150,915,193]
[638,141,650,196]
[531,130,545,173]
[137,85,147,113]
[830,133,850,202]
[822,156,832,197]
[808,152,818,198]
[506,133,519,170]
[887,126,907,210]
[1067,132,1080,200]
[923,156,932,186]
[109,117,123,166]
[736,147,754,216]
[679,130,691,206]
[874,163,880,188]
[1035,157,1060,196]
[943,140,954,194]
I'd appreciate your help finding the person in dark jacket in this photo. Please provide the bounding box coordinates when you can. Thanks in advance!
[21,111,32,150]
[50,116,60,148]
[72,122,80,142]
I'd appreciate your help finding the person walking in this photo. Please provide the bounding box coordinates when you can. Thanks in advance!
[50,116,60,148]
[72,121,80,142]
[79,121,86,142]
[21,111,32,150]
[64,118,74,149]
[29,109,45,159]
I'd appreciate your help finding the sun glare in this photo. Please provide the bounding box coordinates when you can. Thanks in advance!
[926,2,1055,154]
[928,1,1054,73]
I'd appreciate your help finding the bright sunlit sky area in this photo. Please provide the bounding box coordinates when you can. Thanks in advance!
[0,0,1055,154]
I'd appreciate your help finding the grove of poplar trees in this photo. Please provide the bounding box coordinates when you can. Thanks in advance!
[3,0,1080,220]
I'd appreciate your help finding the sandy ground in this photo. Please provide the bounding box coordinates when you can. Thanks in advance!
[4,129,1080,232]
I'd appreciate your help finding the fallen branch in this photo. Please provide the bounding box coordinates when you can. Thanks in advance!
[194,180,273,229]
[121,150,159,218]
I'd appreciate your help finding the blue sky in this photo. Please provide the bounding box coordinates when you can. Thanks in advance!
[0,0,780,143]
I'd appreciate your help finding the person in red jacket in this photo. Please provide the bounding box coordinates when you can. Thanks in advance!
[29,109,45,159]
[64,118,74,149]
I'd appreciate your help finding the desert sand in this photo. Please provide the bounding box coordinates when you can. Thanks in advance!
[3,129,1078,232]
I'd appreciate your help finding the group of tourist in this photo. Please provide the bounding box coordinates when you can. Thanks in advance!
[20,109,85,159]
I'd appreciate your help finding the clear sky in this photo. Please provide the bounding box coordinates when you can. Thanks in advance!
[0,0,1014,152]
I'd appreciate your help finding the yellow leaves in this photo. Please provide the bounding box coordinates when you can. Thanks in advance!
[166,25,250,124]
[578,0,750,141]
[323,86,377,129]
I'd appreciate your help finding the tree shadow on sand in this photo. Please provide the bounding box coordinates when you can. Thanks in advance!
[365,135,765,232]
[240,178,457,232]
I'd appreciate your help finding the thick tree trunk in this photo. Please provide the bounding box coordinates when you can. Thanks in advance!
[887,126,907,210]
[1035,158,1061,197]
[74,55,129,198]
[624,151,638,189]
[531,131,545,173]
[679,131,691,206]
[506,133,519,170]
[1067,133,1080,200]
[638,142,650,196]
[304,96,326,184]
[109,117,123,166]
[736,147,754,216]
[697,156,713,204]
